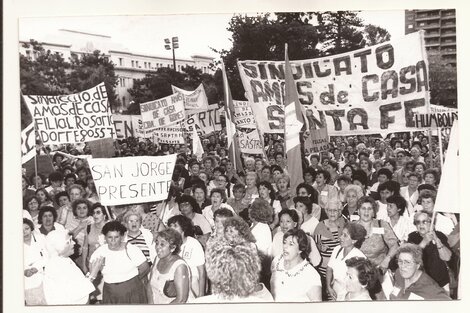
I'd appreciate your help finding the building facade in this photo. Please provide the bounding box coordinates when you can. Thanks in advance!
[19,29,214,112]
[404,9,456,66]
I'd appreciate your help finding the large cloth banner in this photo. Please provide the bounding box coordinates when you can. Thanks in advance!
[113,115,149,139]
[89,155,177,205]
[238,129,264,154]
[24,83,116,144]
[140,93,185,132]
[21,123,36,164]
[153,125,186,144]
[184,104,223,135]
[172,84,209,112]
[237,31,430,136]
[233,100,256,129]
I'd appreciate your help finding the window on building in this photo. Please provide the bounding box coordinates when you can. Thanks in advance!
[136,61,139,68]
[131,60,135,67]
[122,96,126,107]
[119,58,123,66]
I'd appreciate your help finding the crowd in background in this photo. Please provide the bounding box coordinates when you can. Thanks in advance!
[22,129,460,304]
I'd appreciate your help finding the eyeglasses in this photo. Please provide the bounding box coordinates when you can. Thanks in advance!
[414,220,430,225]
[397,259,416,267]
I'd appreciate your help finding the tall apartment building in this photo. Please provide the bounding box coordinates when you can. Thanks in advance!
[404,9,457,66]
[19,29,214,112]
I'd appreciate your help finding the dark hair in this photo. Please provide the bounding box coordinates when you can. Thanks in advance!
[192,183,207,196]
[258,181,276,200]
[232,183,246,193]
[48,171,64,183]
[24,195,40,212]
[310,154,320,162]
[213,166,226,175]
[177,194,198,211]
[71,199,92,217]
[345,257,379,291]
[157,228,183,255]
[303,167,317,178]
[417,184,437,193]
[223,216,256,243]
[35,188,52,203]
[296,183,319,204]
[386,195,407,216]
[293,196,313,215]
[54,191,70,205]
[377,180,400,195]
[213,208,234,219]
[423,169,440,185]
[167,185,182,201]
[168,215,195,238]
[30,173,45,185]
[377,168,393,180]
[283,229,311,261]
[344,223,367,248]
[325,159,339,171]
[270,165,283,174]
[342,164,355,174]
[102,220,127,236]
[357,196,379,215]
[278,209,300,226]
[315,169,331,184]
[23,218,35,231]
[384,159,397,172]
[413,161,427,172]
[210,188,227,201]
[92,202,110,220]
[336,174,352,184]
[352,170,368,186]
[248,198,273,224]
[38,206,58,224]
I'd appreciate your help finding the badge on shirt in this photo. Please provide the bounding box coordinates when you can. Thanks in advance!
[350,215,360,222]
[408,292,424,300]
[320,191,328,196]
[391,286,401,297]
[372,227,385,235]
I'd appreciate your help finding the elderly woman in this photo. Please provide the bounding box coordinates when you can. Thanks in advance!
[314,169,340,210]
[90,221,149,304]
[257,181,282,229]
[148,228,193,303]
[271,229,322,302]
[168,215,206,298]
[357,196,399,272]
[202,188,234,232]
[37,206,65,236]
[326,223,367,300]
[407,211,453,290]
[23,218,47,305]
[385,195,414,244]
[390,244,450,300]
[193,240,272,302]
[341,185,364,221]
[343,257,379,301]
[314,200,347,300]
[243,171,259,206]
[271,209,321,267]
[43,229,95,304]
[275,173,293,210]
[123,210,157,267]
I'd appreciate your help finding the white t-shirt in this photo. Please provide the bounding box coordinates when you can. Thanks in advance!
[270,255,322,302]
[191,213,212,235]
[383,215,415,243]
[90,244,147,283]
[271,232,321,267]
[179,236,205,280]
[251,222,272,256]
[327,245,366,300]
[375,201,388,221]
[301,216,319,237]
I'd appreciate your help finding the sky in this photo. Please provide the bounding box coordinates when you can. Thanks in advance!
[19,10,405,60]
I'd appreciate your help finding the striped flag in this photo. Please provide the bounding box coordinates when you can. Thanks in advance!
[284,44,305,195]
[221,61,244,174]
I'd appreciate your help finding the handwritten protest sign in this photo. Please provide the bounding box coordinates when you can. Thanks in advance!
[172,84,209,112]
[233,100,256,129]
[89,155,177,205]
[153,125,186,144]
[140,93,185,132]
[238,32,430,136]
[238,129,264,154]
[303,128,329,154]
[21,123,36,164]
[184,104,223,135]
[113,114,149,139]
[23,83,116,144]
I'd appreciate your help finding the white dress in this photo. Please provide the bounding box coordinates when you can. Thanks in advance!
[270,255,322,302]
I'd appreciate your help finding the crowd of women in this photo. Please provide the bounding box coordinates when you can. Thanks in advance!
[22,130,460,304]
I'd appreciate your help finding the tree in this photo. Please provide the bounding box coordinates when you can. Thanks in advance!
[362,24,391,46]
[127,66,220,114]
[428,51,457,107]
[314,11,364,55]
[214,13,321,100]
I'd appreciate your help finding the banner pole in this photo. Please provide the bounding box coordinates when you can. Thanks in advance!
[33,122,39,189]
[437,127,444,168]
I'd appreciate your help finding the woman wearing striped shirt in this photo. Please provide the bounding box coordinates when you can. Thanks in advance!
[123,211,156,267]
[314,200,347,300]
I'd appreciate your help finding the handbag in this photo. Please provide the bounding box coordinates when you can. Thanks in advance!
[163,280,177,298]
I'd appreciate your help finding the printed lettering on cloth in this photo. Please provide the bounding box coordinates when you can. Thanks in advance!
[89,155,177,205]
[233,100,256,129]
[172,84,209,112]
[183,104,223,135]
[24,83,116,144]
[112,115,149,139]
[140,93,185,131]
[238,129,264,154]
[237,31,430,136]
[153,125,186,144]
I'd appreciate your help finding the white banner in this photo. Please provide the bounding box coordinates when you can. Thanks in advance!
[172,84,209,111]
[238,129,264,154]
[113,114,149,139]
[21,123,36,164]
[184,104,223,135]
[233,100,256,129]
[153,126,186,144]
[238,32,430,136]
[24,83,116,144]
[89,155,177,205]
[140,93,185,132]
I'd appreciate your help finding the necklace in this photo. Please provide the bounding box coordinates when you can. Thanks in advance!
[276,256,309,278]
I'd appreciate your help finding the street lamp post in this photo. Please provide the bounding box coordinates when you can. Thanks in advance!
[164,36,179,71]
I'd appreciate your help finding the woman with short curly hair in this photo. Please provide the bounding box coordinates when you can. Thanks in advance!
[344,257,379,300]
